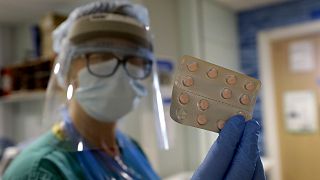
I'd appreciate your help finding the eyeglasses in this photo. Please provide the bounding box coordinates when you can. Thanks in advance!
[83,52,153,80]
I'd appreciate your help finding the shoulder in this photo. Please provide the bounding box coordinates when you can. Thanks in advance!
[3,132,66,180]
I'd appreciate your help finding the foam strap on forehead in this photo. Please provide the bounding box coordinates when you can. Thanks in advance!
[68,13,152,50]
[53,0,150,53]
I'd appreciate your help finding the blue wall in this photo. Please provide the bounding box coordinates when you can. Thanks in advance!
[238,0,320,154]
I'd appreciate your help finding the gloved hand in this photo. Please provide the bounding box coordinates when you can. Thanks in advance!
[192,115,266,180]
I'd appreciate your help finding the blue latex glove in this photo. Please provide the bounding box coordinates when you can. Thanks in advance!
[192,115,266,180]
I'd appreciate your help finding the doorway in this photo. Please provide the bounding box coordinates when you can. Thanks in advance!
[273,34,320,180]
[259,21,320,180]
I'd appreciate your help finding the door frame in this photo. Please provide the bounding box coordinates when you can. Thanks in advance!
[258,20,320,180]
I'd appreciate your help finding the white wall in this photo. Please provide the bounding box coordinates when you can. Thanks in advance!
[202,0,239,71]
[176,0,239,173]
[177,0,239,71]
[0,26,15,66]
[12,23,37,61]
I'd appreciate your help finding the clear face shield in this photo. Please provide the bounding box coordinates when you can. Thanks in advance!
[41,38,169,179]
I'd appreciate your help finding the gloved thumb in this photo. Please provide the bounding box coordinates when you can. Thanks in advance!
[224,120,261,180]
[192,115,246,180]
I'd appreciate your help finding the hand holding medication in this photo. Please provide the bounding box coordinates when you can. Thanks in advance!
[169,56,264,179]
[192,115,266,180]
[170,55,261,132]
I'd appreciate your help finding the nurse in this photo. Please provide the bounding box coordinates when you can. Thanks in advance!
[3,1,265,179]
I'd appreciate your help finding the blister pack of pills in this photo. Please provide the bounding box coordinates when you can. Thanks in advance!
[170,55,261,132]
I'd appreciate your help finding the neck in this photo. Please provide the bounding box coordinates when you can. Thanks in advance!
[68,99,119,156]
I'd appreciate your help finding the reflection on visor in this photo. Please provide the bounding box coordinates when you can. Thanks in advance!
[152,62,169,150]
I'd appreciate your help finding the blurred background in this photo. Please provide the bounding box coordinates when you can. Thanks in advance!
[1,0,320,179]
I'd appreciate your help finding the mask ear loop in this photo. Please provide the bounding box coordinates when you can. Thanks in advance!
[152,60,170,150]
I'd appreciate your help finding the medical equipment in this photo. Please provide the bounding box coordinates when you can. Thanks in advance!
[170,55,261,132]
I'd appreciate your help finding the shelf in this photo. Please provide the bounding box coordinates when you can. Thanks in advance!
[0,90,46,103]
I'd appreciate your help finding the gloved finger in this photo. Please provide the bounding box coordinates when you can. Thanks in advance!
[192,115,246,180]
[252,157,266,180]
[224,120,261,180]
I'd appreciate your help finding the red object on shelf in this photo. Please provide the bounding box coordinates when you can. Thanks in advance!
[0,59,53,97]
[1,68,13,96]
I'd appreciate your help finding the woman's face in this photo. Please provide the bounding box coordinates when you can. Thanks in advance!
[65,38,150,123]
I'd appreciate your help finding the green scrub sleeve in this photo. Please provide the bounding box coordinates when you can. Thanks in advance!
[29,159,66,180]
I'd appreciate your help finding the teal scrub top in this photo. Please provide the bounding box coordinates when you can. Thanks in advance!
[3,124,159,180]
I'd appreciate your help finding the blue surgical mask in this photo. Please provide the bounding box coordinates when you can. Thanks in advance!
[75,60,147,122]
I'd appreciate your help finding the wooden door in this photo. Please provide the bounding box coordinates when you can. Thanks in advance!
[272,34,320,180]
